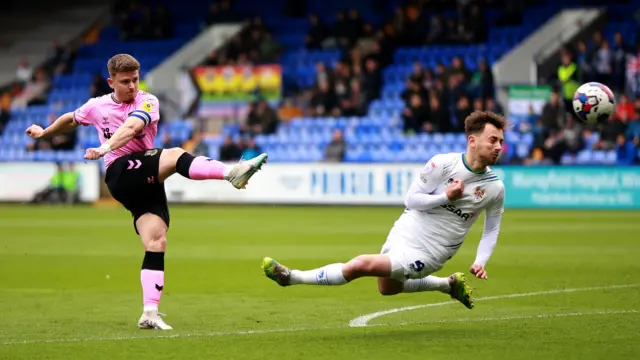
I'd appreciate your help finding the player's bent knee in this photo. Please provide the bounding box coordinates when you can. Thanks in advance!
[377,278,403,296]
[159,147,187,182]
[146,236,167,252]
[345,255,373,275]
[345,255,391,278]
[160,147,186,164]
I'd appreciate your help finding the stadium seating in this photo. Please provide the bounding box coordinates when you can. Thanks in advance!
[2,0,639,165]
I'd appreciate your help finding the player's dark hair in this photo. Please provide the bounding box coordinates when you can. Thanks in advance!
[464,110,508,136]
[107,54,141,77]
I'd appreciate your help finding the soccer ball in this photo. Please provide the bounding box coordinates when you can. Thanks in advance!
[572,82,616,124]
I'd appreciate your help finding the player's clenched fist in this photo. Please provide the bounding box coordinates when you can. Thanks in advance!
[445,179,464,201]
[84,148,106,160]
[470,264,487,279]
[25,124,44,139]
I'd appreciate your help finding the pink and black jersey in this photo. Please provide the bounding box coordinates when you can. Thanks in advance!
[74,91,160,168]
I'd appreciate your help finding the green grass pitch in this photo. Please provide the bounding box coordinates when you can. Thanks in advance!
[0,204,638,359]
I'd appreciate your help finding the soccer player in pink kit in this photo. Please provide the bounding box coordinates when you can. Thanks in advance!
[25,54,268,330]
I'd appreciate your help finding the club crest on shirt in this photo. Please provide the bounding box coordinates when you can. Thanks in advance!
[473,186,486,201]
[142,100,153,112]
[421,161,436,183]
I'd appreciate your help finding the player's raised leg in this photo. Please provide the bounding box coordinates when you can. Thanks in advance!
[158,147,267,189]
[136,213,173,330]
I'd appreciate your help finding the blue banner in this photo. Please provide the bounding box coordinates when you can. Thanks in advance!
[493,166,640,209]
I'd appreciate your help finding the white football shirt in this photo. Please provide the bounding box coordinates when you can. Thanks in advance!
[393,152,505,261]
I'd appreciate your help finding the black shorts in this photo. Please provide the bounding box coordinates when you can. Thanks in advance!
[105,148,170,234]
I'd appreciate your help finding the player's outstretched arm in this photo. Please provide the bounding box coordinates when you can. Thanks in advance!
[25,112,78,140]
[470,213,501,279]
[471,186,505,279]
[84,117,145,160]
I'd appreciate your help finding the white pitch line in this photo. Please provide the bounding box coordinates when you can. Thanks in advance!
[1,284,638,346]
[348,283,640,327]
[370,309,638,328]
[1,309,637,346]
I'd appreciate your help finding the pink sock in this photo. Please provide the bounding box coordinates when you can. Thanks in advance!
[141,269,164,309]
[188,156,226,180]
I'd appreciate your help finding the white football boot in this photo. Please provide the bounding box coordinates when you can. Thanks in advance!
[138,308,173,330]
[227,153,268,189]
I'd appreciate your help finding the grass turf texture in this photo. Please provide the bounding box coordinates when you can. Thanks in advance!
[0,205,638,359]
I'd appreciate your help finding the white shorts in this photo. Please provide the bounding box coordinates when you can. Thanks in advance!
[380,223,445,282]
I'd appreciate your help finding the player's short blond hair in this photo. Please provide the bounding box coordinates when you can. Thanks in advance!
[107,54,140,77]
[464,110,509,136]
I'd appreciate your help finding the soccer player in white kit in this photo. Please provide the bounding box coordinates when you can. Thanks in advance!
[262,111,506,309]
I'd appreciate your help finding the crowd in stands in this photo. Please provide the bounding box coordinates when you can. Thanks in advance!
[111,0,175,41]
[528,29,640,165]
[399,57,498,135]
[201,17,283,67]
[3,0,639,166]
[0,40,78,143]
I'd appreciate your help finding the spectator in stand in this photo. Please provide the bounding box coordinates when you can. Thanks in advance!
[562,115,585,155]
[0,92,10,136]
[219,135,243,161]
[331,11,351,50]
[615,134,637,164]
[402,93,428,134]
[11,68,51,108]
[362,58,381,103]
[612,32,631,92]
[324,128,345,162]
[447,56,470,85]
[277,98,303,123]
[16,60,33,84]
[187,131,209,157]
[615,94,635,122]
[241,137,262,160]
[43,40,65,75]
[242,99,280,135]
[454,95,471,132]
[306,13,328,49]
[557,50,580,118]
[309,80,339,116]
[314,62,334,90]
[472,98,484,112]
[597,113,627,150]
[575,40,591,83]
[468,58,494,99]
[539,90,564,136]
[626,43,640,97]
[484,96,503,115]
[594,40,613,86]
[428,93,450,132]
[401,76,428,107]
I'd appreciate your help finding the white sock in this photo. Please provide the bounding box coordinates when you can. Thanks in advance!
[290,263,347,285]
[402,276,450,293]
[222,166,232,179]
